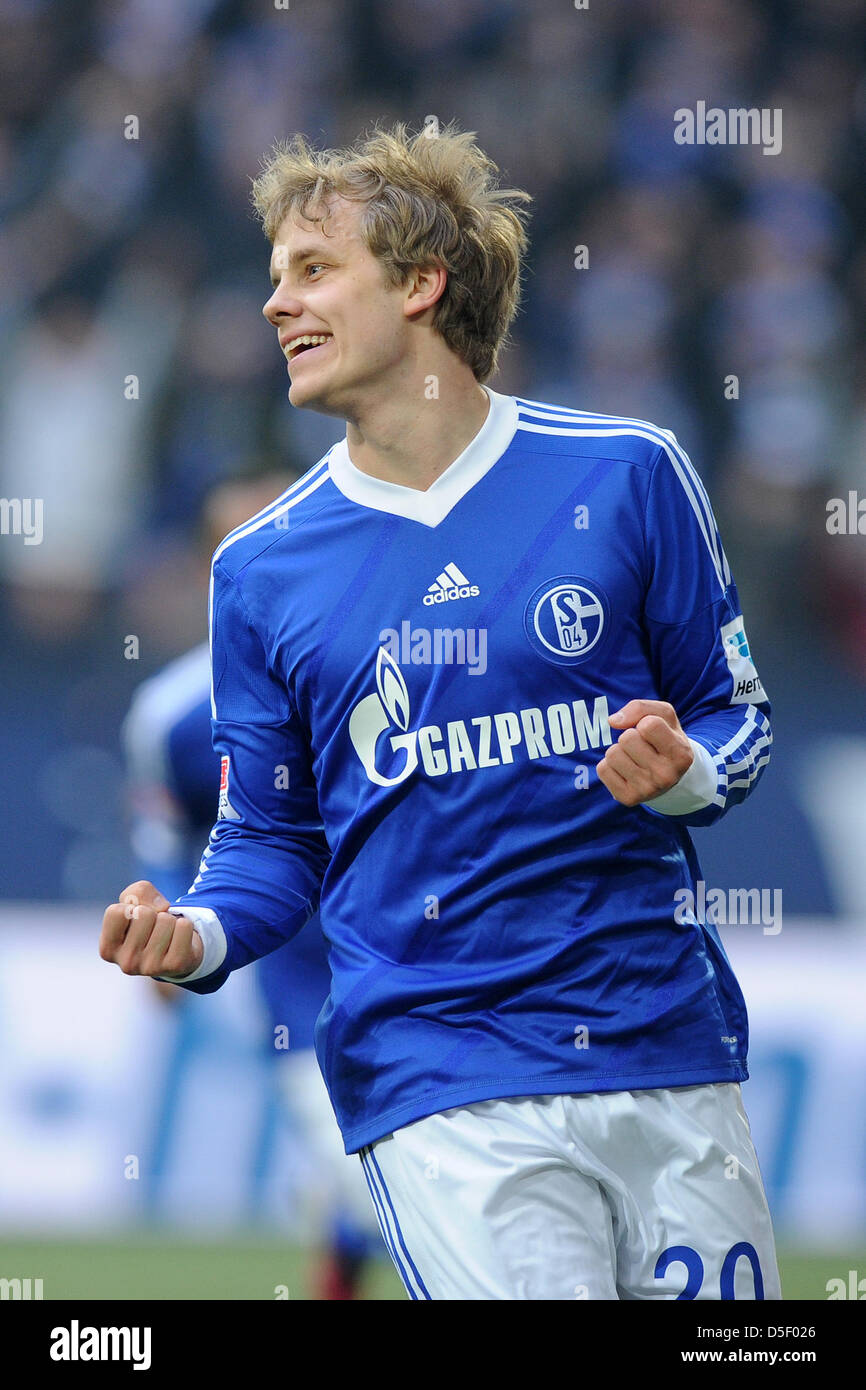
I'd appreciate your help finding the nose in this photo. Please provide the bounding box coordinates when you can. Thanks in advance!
[262,283,302,327]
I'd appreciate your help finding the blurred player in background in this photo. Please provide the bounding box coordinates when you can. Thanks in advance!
[122,476,382,1299]
[102,122,780,1299]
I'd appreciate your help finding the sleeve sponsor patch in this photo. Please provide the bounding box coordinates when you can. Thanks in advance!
[721,615,767,704]
[217,755,240,820]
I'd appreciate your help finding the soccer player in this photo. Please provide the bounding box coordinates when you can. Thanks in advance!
[122,477,382,1299]
[101,122,781,1300]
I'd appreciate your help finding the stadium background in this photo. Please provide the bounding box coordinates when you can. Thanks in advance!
[1,0,865,1300]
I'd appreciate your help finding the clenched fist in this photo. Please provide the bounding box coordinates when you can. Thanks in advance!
[99,881,203,980]
[597,699,694,807]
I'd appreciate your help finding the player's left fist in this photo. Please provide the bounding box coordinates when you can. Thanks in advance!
[597,700,693,808]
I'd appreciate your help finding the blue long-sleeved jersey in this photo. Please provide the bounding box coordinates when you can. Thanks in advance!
[171,388,771,1153]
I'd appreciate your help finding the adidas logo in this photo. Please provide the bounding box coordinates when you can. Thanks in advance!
[423,562,480,606]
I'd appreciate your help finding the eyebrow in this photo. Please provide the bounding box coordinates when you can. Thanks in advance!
[268,242,334,287]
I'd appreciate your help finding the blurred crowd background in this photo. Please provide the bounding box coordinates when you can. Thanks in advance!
[1,0,865,909]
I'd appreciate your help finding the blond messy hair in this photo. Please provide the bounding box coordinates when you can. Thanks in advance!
[251,120,532,383]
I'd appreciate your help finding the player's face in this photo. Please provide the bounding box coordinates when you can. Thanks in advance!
[263,197,412,418]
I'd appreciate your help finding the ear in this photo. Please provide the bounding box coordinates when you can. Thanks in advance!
[403,263,447,321]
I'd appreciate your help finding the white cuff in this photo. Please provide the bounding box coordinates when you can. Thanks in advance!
[644,739,718,816]
[156,905,228,983]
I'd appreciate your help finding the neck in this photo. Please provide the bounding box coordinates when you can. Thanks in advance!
[344,366,490,492]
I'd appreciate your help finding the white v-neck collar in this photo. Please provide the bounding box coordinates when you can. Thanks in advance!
[327,385,518,527]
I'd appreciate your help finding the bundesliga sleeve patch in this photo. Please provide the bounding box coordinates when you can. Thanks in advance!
[217,755,240,820]
[721,616,767,704]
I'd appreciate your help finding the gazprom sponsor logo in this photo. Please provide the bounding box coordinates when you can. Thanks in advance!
[348,647,613,788]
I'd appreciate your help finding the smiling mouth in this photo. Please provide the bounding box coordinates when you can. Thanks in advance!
[285,333,334,362]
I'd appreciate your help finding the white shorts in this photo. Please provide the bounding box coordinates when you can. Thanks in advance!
[358,1083,782,1300]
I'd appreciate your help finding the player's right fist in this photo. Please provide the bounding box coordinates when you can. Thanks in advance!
[99,881,203,980]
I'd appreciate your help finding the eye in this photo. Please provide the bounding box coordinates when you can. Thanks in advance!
[305,263,326,277]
